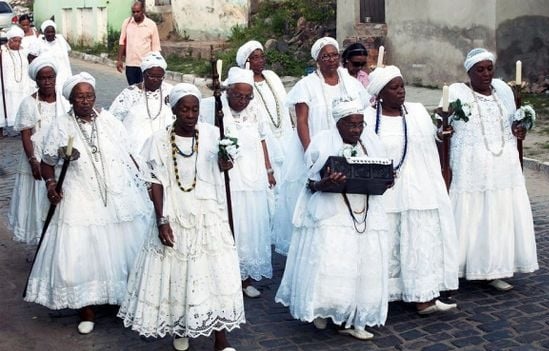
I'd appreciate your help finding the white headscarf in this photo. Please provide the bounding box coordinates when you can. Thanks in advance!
[28,54,58,81]
[226,67,254,86]
[464,48,496,72]
[332,98,364,123]
[62,72,96,100]
[169,83,202,108]
[236,40,263,68]
[140,51,167,72]
[6,25,24,40]
[40,20,56,33]
[366,65,402,96]
[311,37,339,61]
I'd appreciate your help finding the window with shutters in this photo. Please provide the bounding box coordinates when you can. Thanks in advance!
[360,0,385,23]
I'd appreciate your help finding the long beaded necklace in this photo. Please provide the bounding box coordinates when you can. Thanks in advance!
[170,126,198,192]
[254,76,282,129]
[316,69,348,128]
[143,83,163,120]
[6,45,23,83]
[340,140,369,233]
[34,92,58,131]
[471,85,505,157]
[375,101,408,176]
[72,109,108,206]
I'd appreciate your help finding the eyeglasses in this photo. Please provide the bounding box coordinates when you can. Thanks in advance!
[145,73,165,81]
[319,53,340,62]
[350,61,367,68]
[73,94,95,102]
[228,92,254,102]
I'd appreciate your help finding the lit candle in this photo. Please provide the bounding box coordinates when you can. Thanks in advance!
[216,59,223,78]
[515,60,522,85]
[442,84,449,112]
[66,136,74,157]
[377,46,385,67]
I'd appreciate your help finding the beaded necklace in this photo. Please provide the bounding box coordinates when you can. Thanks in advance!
[471,85,505,157]
[316,69,348,128]
[5,45,23,82]
[170,126,198,192]
[34,92,57,131]
[142,83,163,120]
[254,76,282,129]
[375,101,408,176]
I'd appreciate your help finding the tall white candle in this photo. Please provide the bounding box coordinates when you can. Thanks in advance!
[377,46,385,67]
[442,84,449,112]
[216,59,223,78]
[66,136,74,157]
[515,60,522,85]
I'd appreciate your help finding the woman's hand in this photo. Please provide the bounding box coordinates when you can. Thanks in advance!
[218,157,233,171]
[267,172,276,188]
[158,223,175,247]
[437,125,454,140]
[512,121,527,140]
[315,167,346,192]
[46,181,63,205]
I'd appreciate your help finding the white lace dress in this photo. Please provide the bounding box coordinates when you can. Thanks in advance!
[109,82,173,122]
[0,45,33,128]
[24,109,153,309]
[34,35,72,92]
[365,102,459,302]
[8,95,68,244]
[275,128,389,329]
[446,80,538,280]
[118,123,245,338]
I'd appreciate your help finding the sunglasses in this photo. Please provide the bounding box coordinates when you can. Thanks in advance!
[350,61,367,68]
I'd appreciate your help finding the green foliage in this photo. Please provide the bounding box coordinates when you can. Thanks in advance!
[165,54,210,76]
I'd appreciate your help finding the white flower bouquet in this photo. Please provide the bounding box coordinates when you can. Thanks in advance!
[514,105,536,130]
[340,144,358,158]
[218,136,240,161]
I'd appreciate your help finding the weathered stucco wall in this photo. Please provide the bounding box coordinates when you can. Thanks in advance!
[336,0,360,44]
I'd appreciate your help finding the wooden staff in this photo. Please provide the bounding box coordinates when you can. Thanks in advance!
[23,144,79,297]
[210,46,234,234]
[440,85,451,191]
[0,47,8,132]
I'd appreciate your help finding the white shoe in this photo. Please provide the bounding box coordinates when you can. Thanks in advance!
[242,285,261,298]
[217,348,237,351]
[77,321,94,334]
[338,328,374,340]
[418,299,457,315]
[173,336,189,351]
[312,317,327,330]
[489,279,513,291]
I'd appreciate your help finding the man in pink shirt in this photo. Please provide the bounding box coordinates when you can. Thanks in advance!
[116,1,161,85]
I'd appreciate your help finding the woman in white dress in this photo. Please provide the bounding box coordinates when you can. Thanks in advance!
[441,48,538,291]
[235,40,293,256]
[8,54,69,244]
[276,98,389,340]
[34,20,72,92]
[365,65,458,313]
[278,37,370,255]
[0,26,33,135]
[24,72,152,335]
[19,14,39,54]
[118,83,244,351]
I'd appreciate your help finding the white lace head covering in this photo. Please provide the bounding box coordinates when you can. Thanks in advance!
[140,51,167,72]
[6,25,24,40]
[169,83,202,108]
[62,72,96,100]
[236,40,263,68]
[28,53,58,81]
[366,65,402,96]
[311,37,339,61]
[464,48,496,72]
[332,98,364,123]
[226,67,254,86]
[40,20,56,33]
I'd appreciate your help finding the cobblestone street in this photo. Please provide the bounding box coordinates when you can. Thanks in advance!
[0,57,548,351]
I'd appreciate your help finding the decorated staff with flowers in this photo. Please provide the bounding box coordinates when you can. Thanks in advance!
[364,65,459,314]
[437,48,538,292]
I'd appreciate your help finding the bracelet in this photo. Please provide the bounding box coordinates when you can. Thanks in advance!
[157,216,169,227]
[45,177,56,185]
[266,168,274,175]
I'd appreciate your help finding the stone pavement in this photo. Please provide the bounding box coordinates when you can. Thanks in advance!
[0,57,548,351]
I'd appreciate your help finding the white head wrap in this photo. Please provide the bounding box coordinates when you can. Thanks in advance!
[28,54,58,81]
[6,25,24,40]
[140,51,167,72]
[366,65,402,96]
[463,48,496,72]
[226,67,254,86]
[40,20,56,33]
[236,40,263,68]
[62,72,96,100]
[311,37,339,61]
[169,83,202,108]
[332,98,364,123]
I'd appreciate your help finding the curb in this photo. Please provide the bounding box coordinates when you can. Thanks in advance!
[524,157,549,180]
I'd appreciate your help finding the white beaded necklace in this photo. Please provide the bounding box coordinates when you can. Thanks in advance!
[471,85,505,157]
[254,76,282,129]
[316,69,348,128]
[5,45,23,83]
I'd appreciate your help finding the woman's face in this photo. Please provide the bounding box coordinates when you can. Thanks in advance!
[337,114,364,145]
[317,45,340,75]
[8,37,22,50]
[173,95,199,132]
[227,83,254,113]
[36,67,56,95]
[71,83,96,117]
[345,54,368,77]
[143,66,165,91]
[248,49,266,75]
[379,77,405,109]
[44,26,56,42]
[468,60,494,93]
[20,19,31,34]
